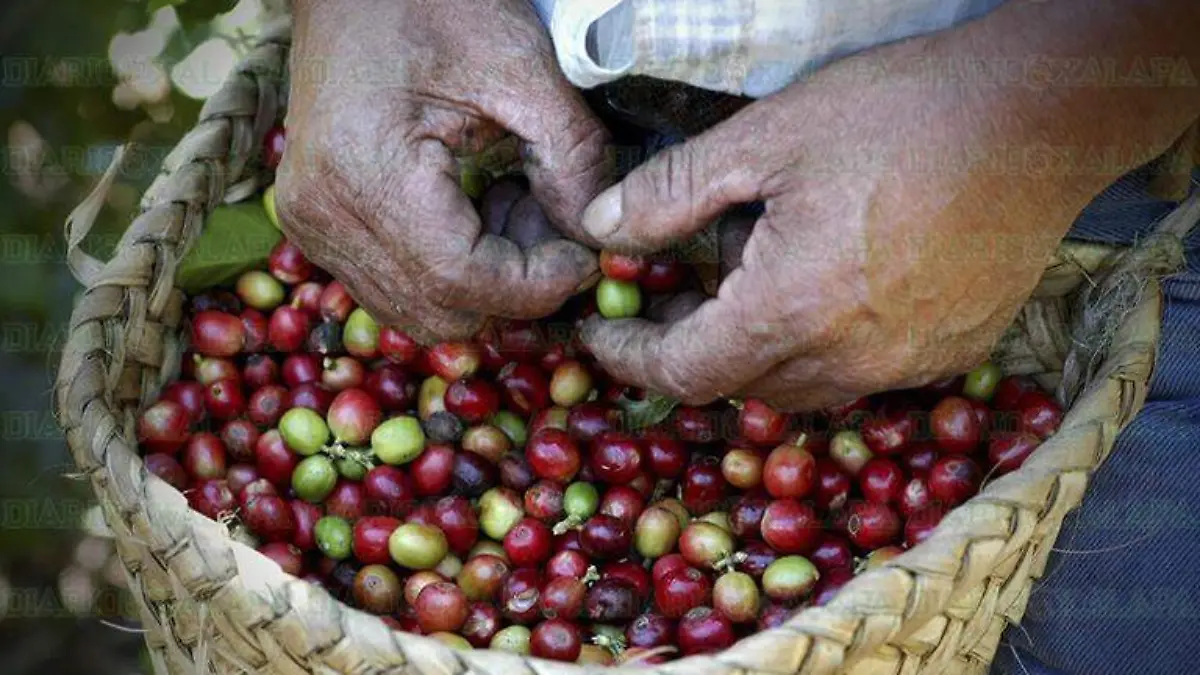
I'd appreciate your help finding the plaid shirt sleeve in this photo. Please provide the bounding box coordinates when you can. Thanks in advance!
[542,0,1009,97]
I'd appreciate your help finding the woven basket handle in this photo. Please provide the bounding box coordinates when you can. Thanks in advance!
[62,8,292,291]
[64,145,130,287]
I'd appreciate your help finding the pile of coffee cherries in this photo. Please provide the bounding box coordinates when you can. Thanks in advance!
[133,128,1064,665]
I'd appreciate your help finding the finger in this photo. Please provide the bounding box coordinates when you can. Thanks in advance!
[736,357,862,412]
[718,207,758,280]
[501,195,559,250]
[387,140,598,320]
[480,176,528,236]
[491,77,613,247]
[738,337,992,412]
[458,234,599,317]
[272,176,485,341]
[579,116,771,253]
[643,291,707,324]
[350,261,484,344]
[286,217,484,342]
[521,114,612,247]
[579,272,792,404]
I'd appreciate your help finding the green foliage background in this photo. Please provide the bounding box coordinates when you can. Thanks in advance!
[0,1,250,672]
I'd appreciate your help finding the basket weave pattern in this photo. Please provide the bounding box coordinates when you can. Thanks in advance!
[55,17,1198,675]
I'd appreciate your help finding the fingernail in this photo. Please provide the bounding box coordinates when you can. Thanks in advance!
[575,269,602,294]
[582,185,622,240]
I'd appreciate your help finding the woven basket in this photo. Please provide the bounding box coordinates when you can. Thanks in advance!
[56,15,1200,675]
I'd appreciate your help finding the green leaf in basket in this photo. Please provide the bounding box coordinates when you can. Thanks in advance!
[175,201,282,294]
[617,393,680,430]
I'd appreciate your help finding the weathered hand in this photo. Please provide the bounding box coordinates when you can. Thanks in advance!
[275,0,609,342]
[577,0,1200,409]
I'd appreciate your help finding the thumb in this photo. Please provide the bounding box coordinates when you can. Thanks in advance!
[580,124,766,253]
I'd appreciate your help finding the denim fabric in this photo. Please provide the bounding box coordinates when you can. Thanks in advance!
[990,169,1200,675]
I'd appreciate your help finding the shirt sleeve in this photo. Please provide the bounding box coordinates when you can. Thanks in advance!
[538,0,1010,98]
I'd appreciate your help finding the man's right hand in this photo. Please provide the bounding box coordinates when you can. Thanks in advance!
[276,0,610,342]
[576,0,1200,410]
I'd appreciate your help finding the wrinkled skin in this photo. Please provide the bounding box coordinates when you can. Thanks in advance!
[579,0,1200,409]
[276,0,610,342]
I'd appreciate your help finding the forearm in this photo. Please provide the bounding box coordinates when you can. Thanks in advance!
[960,0,1196,187]
[911,0,1200,218]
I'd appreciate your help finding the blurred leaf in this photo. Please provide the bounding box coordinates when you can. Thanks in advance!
[165,12,216,55]
[148,0,187,11]
[175,0,239,28]
[458,163,487,199]
[617,393,680,430]
[175,201,281,293]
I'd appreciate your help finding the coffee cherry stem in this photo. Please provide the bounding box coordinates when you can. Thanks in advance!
[551,515,582,536]
[324,442,368,461]
[229,523,257,547]
[322,439,348,456]
[325,445,376,473]
[591,630,627,656]
[650,479,675,504]
[581,566,601,585]
[319,441,351,464]
[712,550,748,573]
[553,482,598,534]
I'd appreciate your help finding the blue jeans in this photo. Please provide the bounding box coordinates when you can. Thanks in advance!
[991,168,1200,674]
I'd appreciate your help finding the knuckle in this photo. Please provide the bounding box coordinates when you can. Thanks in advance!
[548,110,609,168]
[273,169,345,265]
[658,143,697,206]
[870,349,920,391]
[769,389,835,414]
[652,356,716,405]
[273,138,331,217]
[514,290,569,320]
[563,121,611,182]
[651,368,691,402]
[291,221,351,276]
[525,115,611,235]
[622,143,695,234]
[426,314,484,342]
[421,258,468,308]
[942,344,991,380]
[355,295,399,328]
[272,177,308,232]
[331,271,389,317]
